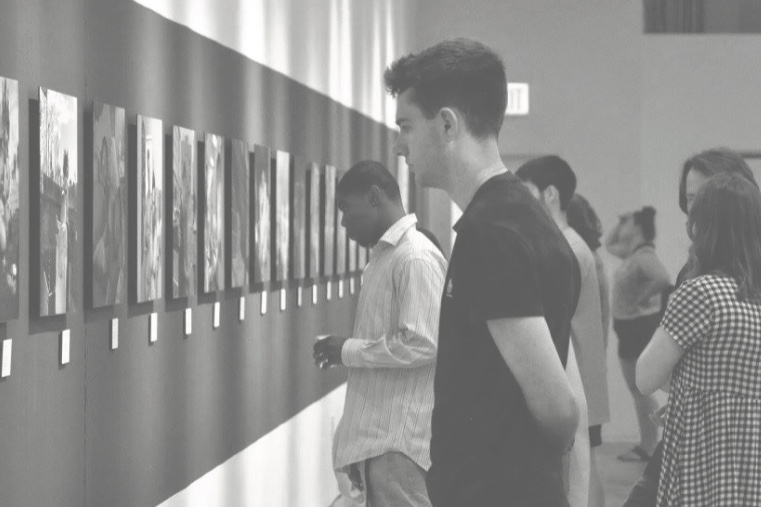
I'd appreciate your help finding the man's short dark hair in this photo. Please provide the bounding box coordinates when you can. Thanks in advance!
[515,156,577,211]
[384,38,507,139]
[338,160,402,203]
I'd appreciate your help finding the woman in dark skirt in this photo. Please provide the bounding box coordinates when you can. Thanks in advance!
[606,206,671,462]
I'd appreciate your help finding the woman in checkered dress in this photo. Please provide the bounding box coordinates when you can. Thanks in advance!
[636,173,761,506]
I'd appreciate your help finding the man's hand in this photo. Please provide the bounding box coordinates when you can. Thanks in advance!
[313,335,349,369]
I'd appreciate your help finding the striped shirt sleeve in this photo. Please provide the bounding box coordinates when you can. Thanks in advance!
[342,256,444,368]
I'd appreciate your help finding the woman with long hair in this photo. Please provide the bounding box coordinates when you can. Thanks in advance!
[606,206,671,462]
[623,147,758,507]
[637,173,761,505]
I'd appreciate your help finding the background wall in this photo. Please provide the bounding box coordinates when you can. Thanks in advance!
[415,0,761,441]
[0,1,415,506]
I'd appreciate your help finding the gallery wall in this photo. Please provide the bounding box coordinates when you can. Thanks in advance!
[0,1,412,506]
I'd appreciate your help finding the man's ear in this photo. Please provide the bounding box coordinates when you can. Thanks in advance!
[439,108,460,140]
[544,184,560,205]
[368,185,381,206]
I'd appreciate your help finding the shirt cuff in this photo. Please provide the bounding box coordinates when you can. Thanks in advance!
[341,338,364,367]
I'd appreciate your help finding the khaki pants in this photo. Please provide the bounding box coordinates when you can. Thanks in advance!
[333,452,432,507]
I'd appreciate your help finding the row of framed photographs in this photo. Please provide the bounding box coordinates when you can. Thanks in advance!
[0,76,369,321]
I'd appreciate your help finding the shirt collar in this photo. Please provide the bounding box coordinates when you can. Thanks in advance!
[377,214,418,247]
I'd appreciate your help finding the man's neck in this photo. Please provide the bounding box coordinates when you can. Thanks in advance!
[449,141,506,210]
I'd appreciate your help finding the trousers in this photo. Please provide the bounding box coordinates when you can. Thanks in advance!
[340,452,432,507]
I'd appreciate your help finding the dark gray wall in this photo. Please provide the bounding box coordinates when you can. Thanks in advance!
[0,1,395,506]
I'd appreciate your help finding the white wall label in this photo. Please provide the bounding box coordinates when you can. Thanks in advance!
[338,280,344,299]
[61,329,71,365]
[260,292,268,315]
[326,281,332,301]
[506,82,529,116]
[1,339,12,378]
[185,308,193,335]
[239,297,246,321]
[280,288,287,312]
[312,285,318,305]
[111,319,119,350]
[149,313,158,343]
[213,302,220,329]
[297,286,303,307]
[350,277,356,295]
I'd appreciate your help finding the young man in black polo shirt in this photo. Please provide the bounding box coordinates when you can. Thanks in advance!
[385,39,581,506]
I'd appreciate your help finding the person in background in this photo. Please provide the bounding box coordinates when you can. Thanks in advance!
[517,157,610,507]
[567,194,610,349]
[386,38,581,506]
[314,160,447,507]
[637,173,761,506]
[606,206,671,463]
[623,147,758,507]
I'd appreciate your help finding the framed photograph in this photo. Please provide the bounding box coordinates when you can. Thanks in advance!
[397,155,410,212]
[358,245,369,270]
[291,157,306,281]
[307,162,321,280]
[0,77,19,321]
[348,238,357,274]
[274,150,290,282]
[92,102,126,307]
[323,164,336,277]
[336,206,347,276]
[203,133,224,292]
[39,87,78,316]
[136,115,164,303]
[252,144,271,285]
[230,139,249,289]
[170,126,196,299]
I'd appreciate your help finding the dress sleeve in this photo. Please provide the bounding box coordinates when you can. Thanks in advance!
[456,223,544,321]
[661,277,712,350]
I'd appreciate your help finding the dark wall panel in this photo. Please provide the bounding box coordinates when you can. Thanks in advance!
[0,1,395,506]
[0,1,88,507]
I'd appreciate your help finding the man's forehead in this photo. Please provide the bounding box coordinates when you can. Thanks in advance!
[396,88,418,115]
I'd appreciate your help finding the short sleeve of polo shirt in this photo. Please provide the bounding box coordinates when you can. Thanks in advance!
[661,277,712,350]
[455,223,544,322]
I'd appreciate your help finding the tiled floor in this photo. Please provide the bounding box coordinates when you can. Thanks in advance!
[598,442,649,506]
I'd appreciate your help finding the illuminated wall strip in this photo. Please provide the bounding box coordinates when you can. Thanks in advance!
[157,385,347,507]
[130,0,414,129]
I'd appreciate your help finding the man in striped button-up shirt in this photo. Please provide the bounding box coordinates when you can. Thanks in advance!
[314,160,446,507]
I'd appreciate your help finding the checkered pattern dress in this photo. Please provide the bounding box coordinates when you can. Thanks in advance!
[658,274,761,506]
